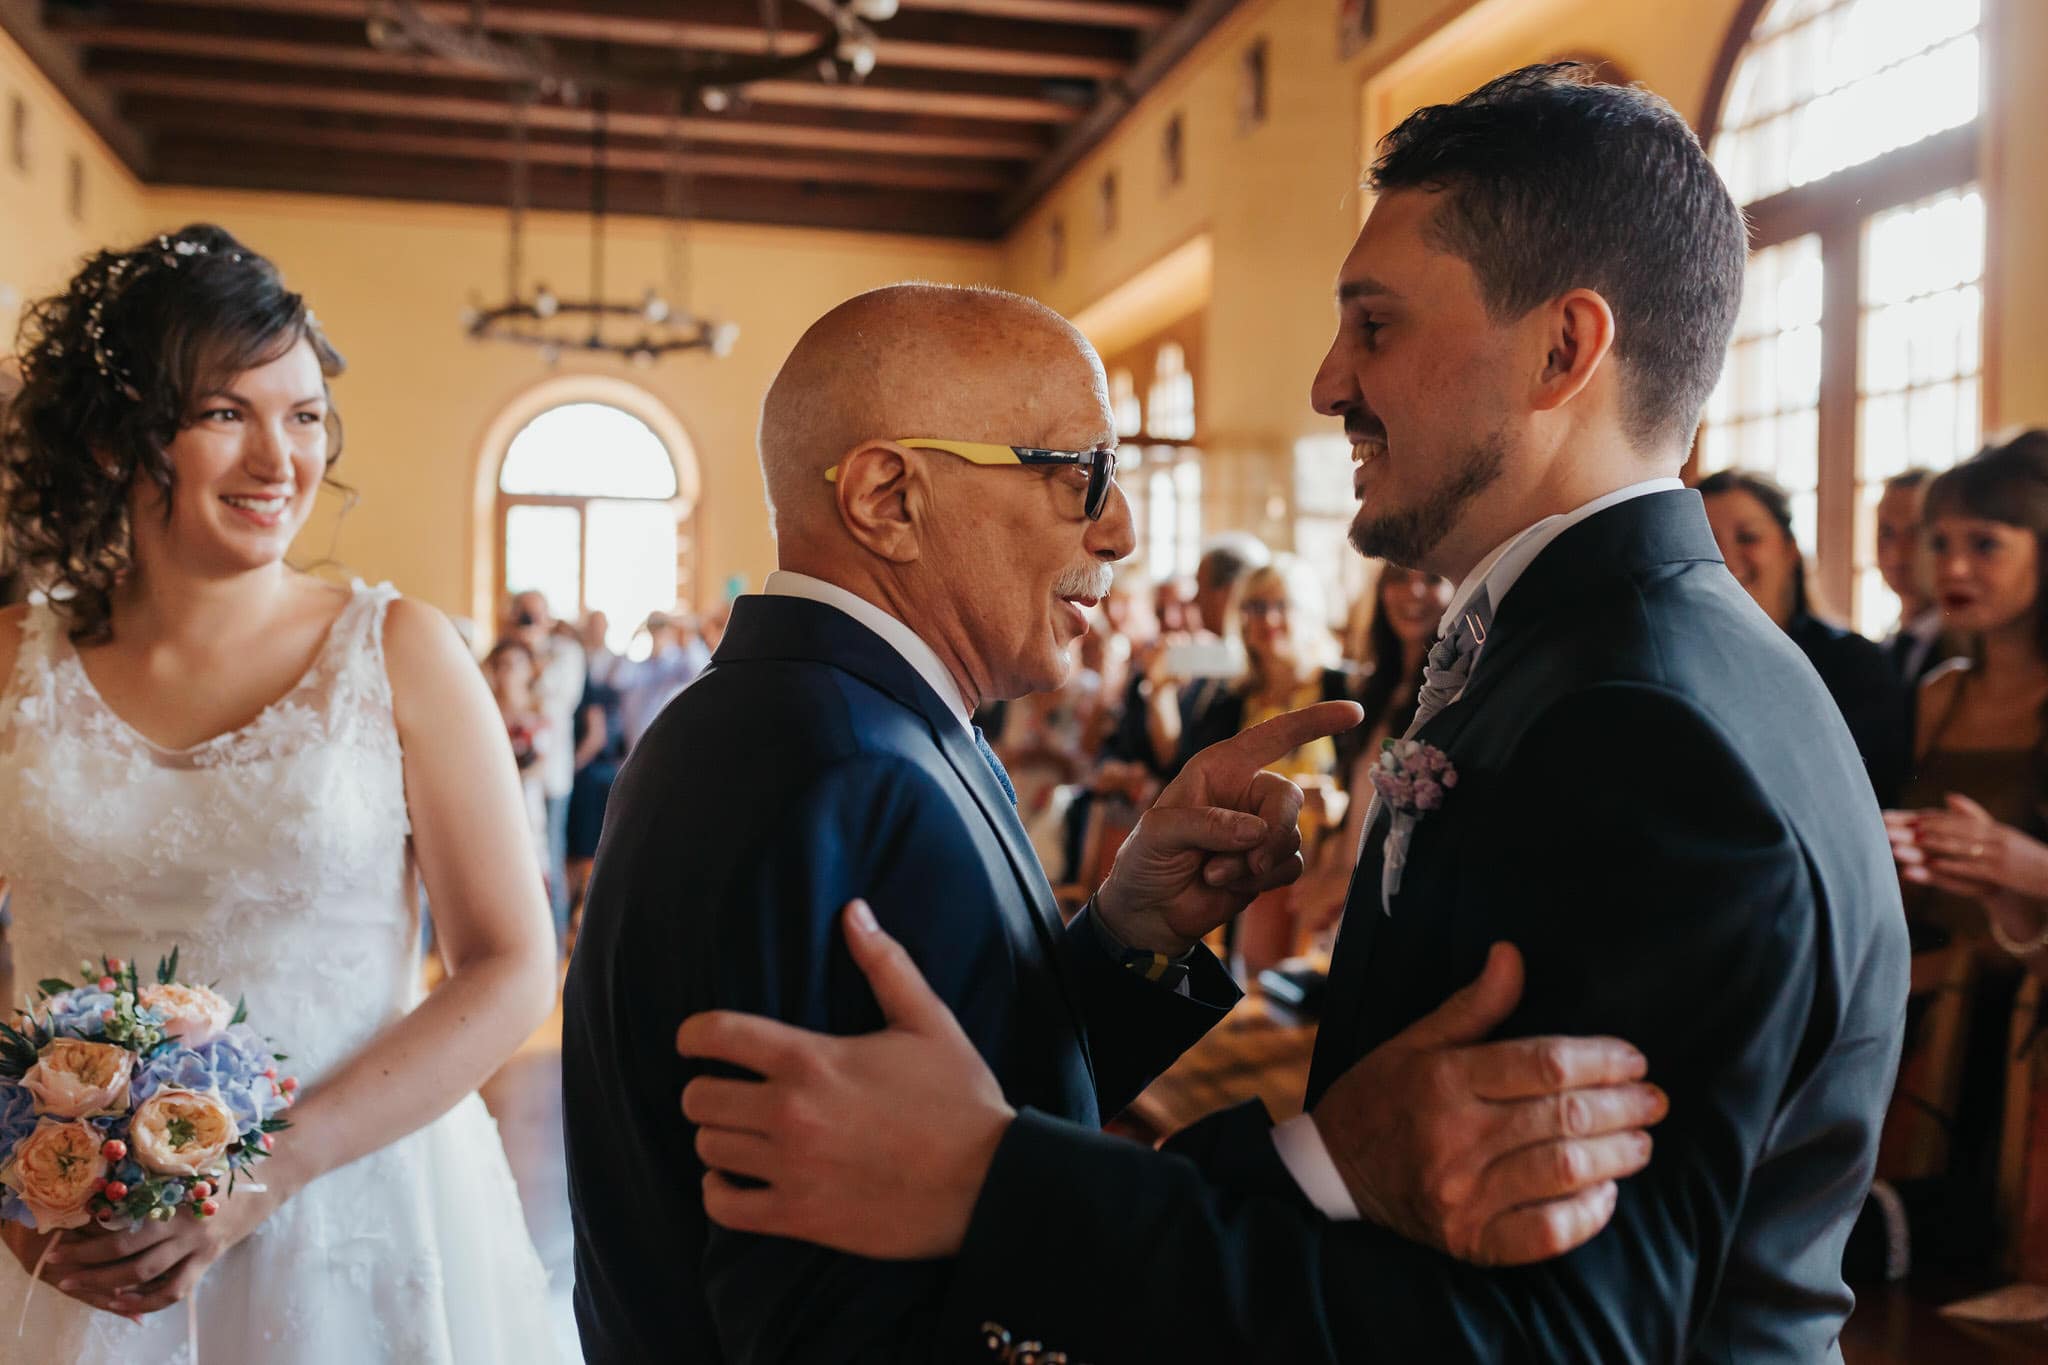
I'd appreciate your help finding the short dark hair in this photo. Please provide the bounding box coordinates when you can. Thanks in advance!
[1370,62,1746,453]
[1884,467,1935,494]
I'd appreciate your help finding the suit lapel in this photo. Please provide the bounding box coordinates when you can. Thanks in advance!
[929,719,1097,1083]
[715,595,1097,1087]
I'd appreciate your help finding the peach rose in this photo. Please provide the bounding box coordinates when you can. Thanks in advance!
[1,1119,108,1231]
[22,1039,133,1119]
[130,1088,236,1178]
[138,983,237,1046]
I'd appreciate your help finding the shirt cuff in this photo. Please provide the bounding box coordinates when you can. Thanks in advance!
[1271,1113,1360,1220]
[1086,898,1196,996]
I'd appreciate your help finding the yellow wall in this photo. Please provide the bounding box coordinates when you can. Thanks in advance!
[0,34,145,353]
[1985,0,2048,431]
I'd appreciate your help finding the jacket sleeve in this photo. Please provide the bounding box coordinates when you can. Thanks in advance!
[1057,903,1240,1119]
[693,756,1018,1364]
[936,684,1851,1363]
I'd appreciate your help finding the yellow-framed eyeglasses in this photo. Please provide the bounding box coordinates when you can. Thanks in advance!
[825,438,1119,521]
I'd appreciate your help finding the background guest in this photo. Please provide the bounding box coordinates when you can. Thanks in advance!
[1137,534,1270,775]
[504,589,586,935]
[1701,469,1909,804]
[1877,467,1954,691]
[1294,564,1453,931]
[588,609,711,752]
[1870,432,2048,1280]
[483,637,550,883]
[566,610,628,939]
[1176,555,1357,975]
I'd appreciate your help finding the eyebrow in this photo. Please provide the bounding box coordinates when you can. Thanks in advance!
[1337,277,1403,303]
[202,390,326,407]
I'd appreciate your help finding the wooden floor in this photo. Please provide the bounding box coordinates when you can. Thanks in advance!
[480,993,2048,1363]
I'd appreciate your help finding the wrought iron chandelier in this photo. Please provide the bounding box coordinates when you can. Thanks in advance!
[367,0,902,366]
[463,89,737,367]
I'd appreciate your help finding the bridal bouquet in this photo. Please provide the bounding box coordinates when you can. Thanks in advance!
[0,949,294,1238]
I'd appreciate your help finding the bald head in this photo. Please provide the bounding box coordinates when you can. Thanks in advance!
[758,283,1109,537]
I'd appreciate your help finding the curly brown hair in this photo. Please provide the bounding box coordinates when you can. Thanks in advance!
[1,224,346,643]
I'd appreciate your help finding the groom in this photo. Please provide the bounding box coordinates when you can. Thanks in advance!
[677,64,1910,1361]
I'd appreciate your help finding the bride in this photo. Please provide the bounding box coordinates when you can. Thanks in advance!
[0,225,561,1361]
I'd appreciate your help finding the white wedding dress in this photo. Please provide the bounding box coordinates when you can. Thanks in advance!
[0,580,560,1363]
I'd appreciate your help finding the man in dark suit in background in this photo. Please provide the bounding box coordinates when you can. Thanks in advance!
[569,281,1671,1362]
[678,66,1910,1363]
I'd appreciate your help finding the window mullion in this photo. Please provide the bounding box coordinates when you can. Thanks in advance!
[1815,221,1862,618]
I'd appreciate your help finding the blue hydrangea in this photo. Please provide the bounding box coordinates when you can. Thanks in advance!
[42,987,116,1038]
[0,1079,37,1155]
[132,1024,284,1136]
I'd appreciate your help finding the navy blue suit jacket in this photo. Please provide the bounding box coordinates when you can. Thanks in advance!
[561,593,1235,1363]
[945,491,1910,1363]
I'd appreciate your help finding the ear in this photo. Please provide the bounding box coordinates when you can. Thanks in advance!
[832,440,923,565]
[1531,288,1617,415]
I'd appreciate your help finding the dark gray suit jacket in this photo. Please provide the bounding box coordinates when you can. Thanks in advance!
[943,490,1910,1363]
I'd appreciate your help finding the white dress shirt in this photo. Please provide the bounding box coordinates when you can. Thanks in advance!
[763,570,974,732]
[1273,476,1685,1220]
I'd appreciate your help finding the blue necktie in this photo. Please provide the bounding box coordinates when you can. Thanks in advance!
[972,726,1017,806]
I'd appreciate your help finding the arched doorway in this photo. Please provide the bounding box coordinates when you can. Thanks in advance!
[471,376,700,650]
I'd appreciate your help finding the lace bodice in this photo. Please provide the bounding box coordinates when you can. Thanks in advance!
[0,580,560,1364]
[0,580,418,1081]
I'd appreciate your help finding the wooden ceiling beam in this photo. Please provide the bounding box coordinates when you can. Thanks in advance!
[102,72,1048,159]
[143,118,1014,192]
[894,0,1176,28]
[148,140,1000,237]
[715,79,1082,125]
[66,22,1087,124]
[122,0,1130,80]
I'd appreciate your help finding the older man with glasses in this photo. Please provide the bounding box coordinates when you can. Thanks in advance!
[562,282,1664,1364]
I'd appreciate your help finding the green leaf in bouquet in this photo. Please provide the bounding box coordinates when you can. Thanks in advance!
[0,1019,41,1079]
[230,995,248,1027]
[156,946,181,986]
[36,978,73,997]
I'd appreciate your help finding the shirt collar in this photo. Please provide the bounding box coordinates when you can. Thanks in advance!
[763,570,974,731]
[1439,478,1685,637]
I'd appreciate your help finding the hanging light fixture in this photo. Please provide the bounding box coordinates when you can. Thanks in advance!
[368,0,892,118]
[464,88,737,366]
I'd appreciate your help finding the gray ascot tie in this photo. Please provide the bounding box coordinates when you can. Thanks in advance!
[1409,588,1494,736]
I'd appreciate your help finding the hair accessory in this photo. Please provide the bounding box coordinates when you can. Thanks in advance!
[81,237,217,402]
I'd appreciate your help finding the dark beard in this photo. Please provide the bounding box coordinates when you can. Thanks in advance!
[1348,432,1508,568]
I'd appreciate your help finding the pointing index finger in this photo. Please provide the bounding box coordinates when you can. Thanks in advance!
[1205,701,1364,779]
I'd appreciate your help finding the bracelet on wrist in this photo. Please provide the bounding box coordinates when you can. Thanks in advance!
[1989,904,2048,958]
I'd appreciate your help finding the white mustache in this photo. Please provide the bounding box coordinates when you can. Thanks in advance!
[1053,564,1115,600]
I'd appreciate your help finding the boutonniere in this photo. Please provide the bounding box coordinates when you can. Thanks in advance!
[1369,739,1458,914]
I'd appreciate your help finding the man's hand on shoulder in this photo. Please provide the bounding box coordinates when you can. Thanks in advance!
[1316,943,1668,1266]
[1096,700,1363,955]
[676,900,1013,1260]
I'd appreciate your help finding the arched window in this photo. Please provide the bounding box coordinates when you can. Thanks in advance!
[1109,368,1143,439]
[496,401,689,654]
[1107,330,1204,582]
[1700,0,1984,629]
[1146,342,1197,441]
